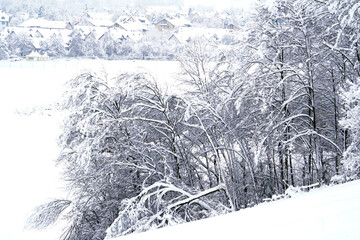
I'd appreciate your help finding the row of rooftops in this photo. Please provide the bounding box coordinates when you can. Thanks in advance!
[0,8,241,52]
[13,16,196,32]
[1,7,240,31]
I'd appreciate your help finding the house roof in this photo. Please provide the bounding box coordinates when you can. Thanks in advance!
[0,10,10,22]
[88,18,115,28]
[156,17,192,28]
[116,15,135,24]
[169,17,192,27]
[116,16,150,29]
[86,12,113,21]
[6,27,72,40]
[156,19,175,27]
[18,18,72,30]
[74,26,109,40]
[27,51,42,57]
[99,28,129,42]
[121,21,148,32]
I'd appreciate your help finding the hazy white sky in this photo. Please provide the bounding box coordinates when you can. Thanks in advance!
[183,0,253,9]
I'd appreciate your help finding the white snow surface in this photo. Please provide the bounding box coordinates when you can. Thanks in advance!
[110,180,360,240]
[0,59,180,240]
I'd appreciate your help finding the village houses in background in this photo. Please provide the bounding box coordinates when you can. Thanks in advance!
[0,6,242,60]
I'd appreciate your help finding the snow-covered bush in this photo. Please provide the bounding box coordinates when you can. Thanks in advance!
[330,175,347,185]
[106,182,229,238]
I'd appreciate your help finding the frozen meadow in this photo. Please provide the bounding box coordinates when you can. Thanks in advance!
[0,59,359,240]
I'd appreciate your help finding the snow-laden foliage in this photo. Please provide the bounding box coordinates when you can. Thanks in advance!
[46,35,67,57]
[0,38,9,60]
[340,80,360,179]
[67,31,85,57]
[107,182,229,237]
[26,200,72,230]
[6,32,34,57]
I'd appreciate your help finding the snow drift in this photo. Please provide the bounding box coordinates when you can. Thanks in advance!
[108,180,360,240]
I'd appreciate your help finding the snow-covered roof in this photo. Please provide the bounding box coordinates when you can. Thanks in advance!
[88,19,115,28]
[33,28,59,39]
[127,31,143,41]
[74,26,109,40]
[121,21,148,32]
[116,16,150,26]
[18,18,72,30]
[0,10,10,22]
[26,51,43,57]
[136,17,151,25]
[5,27,72,41]
[86,12,113,21]
[86,28,109,41]
[99,28,129,42]
[75,19,95,27]
[6,27,31,37]
[169,17,192,27]
[116,15,135,24]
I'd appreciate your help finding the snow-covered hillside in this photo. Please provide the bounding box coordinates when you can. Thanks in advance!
[110,180,360,240]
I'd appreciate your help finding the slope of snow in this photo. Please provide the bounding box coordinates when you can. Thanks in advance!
[111,180,360,240]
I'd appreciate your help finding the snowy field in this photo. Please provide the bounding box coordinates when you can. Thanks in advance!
[0,59,181,240]
[114,180,360,240]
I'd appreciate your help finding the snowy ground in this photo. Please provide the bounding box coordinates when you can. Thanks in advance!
[113,180,360,240]
[0,59,180,240]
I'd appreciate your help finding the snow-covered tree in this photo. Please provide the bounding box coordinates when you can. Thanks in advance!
[68,31,85,57]
[46,35,67,57]
[100,32,117,58]
[6,32,34,57]
[0,38,9,60]
[84,32,104,58]
[340,80,360,179]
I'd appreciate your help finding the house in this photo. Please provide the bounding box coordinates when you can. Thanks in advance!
[74,19,95,27]
[0,10,10,32]
[73,26,109,40]
[115,16,149,32]
[98,29,129,43]
[155,19,175,31]
[26,51,49,61]
[110,23,126,30]
[19,18,73,30]
[117,16,150,25]
[122,21,148,32]
[88,19,116,28]
[170,17,192,28]
[224,23,240,31]
[116,15,136,24]
[155,17,192,31]
[86,12,113,21]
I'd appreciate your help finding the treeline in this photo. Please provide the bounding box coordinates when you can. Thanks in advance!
[27,0,360,240]
[0,29,178,60]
